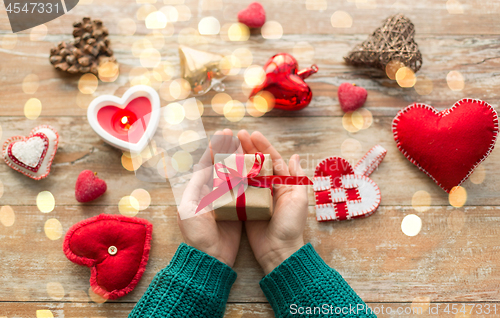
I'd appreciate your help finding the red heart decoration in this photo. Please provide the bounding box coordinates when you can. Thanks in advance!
[313,146,386,221]
[237,2,266,28]
[392,99,499,192]
[2,125,59,180]
[63,214,153,300]
[75,170,107,203]
[249,53,318,111]
[338,82,368,112]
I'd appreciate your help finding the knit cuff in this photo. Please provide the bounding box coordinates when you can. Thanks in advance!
[166,243,237,298]
[259,243,374,317]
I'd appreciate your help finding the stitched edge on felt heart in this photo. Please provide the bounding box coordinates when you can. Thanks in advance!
[392,98,499,193]
[314,174,381,222]
[2,125,59,180]
[63,214,153,300]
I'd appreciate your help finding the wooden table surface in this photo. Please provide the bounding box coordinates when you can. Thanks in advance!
[2,0,500,317]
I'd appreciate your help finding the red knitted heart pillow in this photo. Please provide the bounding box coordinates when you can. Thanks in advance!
[392,99,499,192]
[63,214,153,300]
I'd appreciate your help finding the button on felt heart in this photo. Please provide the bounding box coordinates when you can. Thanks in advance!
[87,85,160,153]
[314,145,386,221]
[63,214,153,300]
[2,125,59,180]
[392,99,499,193]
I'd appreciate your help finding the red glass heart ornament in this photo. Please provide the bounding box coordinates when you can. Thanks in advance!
[313,146,386,221]
[63,214,153,300]
[392,99,499,192]
[249,53,318,111]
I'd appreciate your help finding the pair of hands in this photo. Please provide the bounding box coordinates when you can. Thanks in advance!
[177,129,308,274]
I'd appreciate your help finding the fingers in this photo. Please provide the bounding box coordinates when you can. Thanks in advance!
[238,130,259,154]
[180,163,211,204]
[288,154,305,176]
[250,131,290,176]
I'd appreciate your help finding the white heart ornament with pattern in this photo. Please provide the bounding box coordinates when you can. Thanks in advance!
[314,145,386,221]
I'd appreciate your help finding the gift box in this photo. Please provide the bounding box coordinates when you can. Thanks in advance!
[213,153,273,221]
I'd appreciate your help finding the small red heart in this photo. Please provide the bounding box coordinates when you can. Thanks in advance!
[249,53,318,111]
[63,214,153,300]
[238,2,266,29]
[338,83,367,112]
[75,170,107,203]
[393,99,499,192]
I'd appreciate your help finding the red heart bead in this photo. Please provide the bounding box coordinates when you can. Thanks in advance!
[63,214,153,300]
[75,170,107,203]
[237,2,266,28]
[392,99,499,192]
[338,82,368,112]
[249,53,318,111]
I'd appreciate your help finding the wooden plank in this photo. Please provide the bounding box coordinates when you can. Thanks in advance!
[1,302,499,318]
[1,206,500,303]
[0,34,499,117]
[0,116,498,207]
[1,0,500,35]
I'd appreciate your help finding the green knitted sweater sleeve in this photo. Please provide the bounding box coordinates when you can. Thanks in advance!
[260,243,377,318]
[129,243,237,318]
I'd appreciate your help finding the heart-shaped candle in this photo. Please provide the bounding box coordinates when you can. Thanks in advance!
[3,125,59,180]
[87,85,160,153]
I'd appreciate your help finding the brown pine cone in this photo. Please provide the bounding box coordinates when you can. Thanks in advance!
[49,17,117,76]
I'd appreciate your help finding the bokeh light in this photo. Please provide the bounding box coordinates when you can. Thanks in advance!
[22,74,40,94]
[24,98,42,120]
[30,24,48,41]
[232,48,253,67]
[145,11,167,29]
[170,78,191,99]
[37,191,55,213]
[247,91,274,117]
[212,93,232,114]
[78,73,98,94]
[2,34,17,49]
[121,152,143,171]
[131,189,151,210]
[342,111,363,133]
[224,100,245,122]
[46,282,65,300]
[414,75,433,95]
[340,138,362,160]
[98,61,120,82]
[470,164,485,184]
[0,205,15,227]
[146,31,166,49]
[175,4,191,21]
[36,310,54,318]
[449,186,467,207]
[164,102,185,124]
[358,108,373,129]
[401,214,422,236]
[171,150,193,172]
[160,5,179,21]
[262,21,283,39]
[179,130,201,152]
[244,65,266,87]
[446,0,464,14]
[447,71,465,91]
[385,60,405,80]
[219,55,241,76]
[88,287,108,303]
[136,4,157,20]
[154,61,175,81]
[331,11,352,28]
[447,210,465,232]
[227,23,250,41]
[140,48,162,68]
[198,16,220,35]
[119,196,140,217]
[306,0,327,10]
[396,67,416,88]
[183,98,204,119]
[117,18,137,36]
[132,39,153,57]
[412,190,431,212]
[44,218,63,240]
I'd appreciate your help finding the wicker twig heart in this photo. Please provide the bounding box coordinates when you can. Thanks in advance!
[344,14,422,74]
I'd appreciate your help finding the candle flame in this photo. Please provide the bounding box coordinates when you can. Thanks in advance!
[121,116,128,125]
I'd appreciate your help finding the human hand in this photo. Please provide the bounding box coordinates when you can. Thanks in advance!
[177,129,242,267]
[237,130,309,274]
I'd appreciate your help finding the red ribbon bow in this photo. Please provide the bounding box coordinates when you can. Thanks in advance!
[196,153,312,221]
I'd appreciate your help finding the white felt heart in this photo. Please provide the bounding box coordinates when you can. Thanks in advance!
[11,136,45,167]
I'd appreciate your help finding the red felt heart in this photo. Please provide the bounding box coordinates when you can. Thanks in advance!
[237,2,266,28]
[75,170,107,203]
[97,96,152,143]
[313,145,386,221]
[392,99,499,192]
[338,82,368,112]
[249,53,318,111]
[63,214,153,300]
